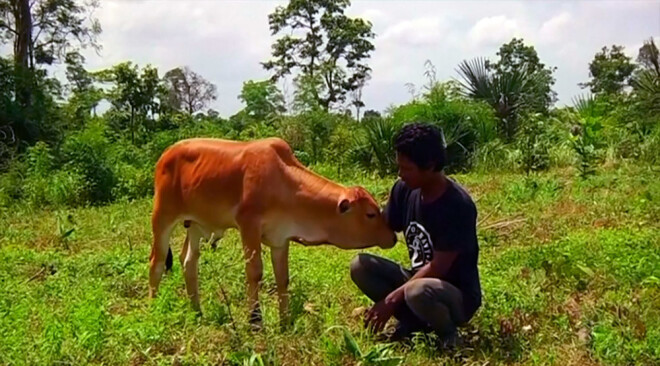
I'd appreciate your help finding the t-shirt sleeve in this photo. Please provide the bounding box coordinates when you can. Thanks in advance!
[432,201,476,252]
[382,180,407,232]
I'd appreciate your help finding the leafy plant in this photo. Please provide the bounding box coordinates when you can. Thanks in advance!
[456,57,542,141]
[569,96,606,177]
[516,113,552,173]
[325,326,404,366]
[351,115,399,176]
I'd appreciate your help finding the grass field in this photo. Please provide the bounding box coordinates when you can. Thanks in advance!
[0,163,658,366]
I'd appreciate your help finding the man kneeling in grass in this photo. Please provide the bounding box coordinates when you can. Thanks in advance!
[350,122,482,345]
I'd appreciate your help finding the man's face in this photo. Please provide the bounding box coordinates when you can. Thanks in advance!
[396,152,429,189]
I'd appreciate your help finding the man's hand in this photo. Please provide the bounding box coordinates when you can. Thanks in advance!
[363,249,459,334]
[364,299,396,333]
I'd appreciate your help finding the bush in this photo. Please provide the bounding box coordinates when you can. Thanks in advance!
[111,162,153,201]
[349,115,400,176]
[324,122,354,178]
[59,121,116,204]
[387,82,498,172]
[277,110,343,165]
[44,168,90,206]
[515,112,573,173]
[516,113,552,173]
[0,159,26,206]
[26,141,55,176]
[471,139,521,172]
[639,125,660,165]
[22,142,89,207]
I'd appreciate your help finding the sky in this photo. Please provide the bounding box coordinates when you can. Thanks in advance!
[9,0,660,117]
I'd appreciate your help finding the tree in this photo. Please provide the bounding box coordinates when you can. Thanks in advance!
[95,62,165,144]
[456,57,541,141]
[0,0,100,146]
[292,72,324,112]
[350,73,368,122]
[631,38,660,125]
[0,0,101,69]
[63,52,103,127]
[487,38,557,113]
[262,0,375,111]
[238,79,285,123]
[362,109,380,120]
[636,37,660,77]
[0,55,62,152]
[580,45,637,95]
[162,66,217,114]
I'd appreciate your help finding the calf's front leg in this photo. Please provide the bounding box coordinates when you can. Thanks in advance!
[238,219,264,329]
[271,244,290,327]
[183,227,202,312]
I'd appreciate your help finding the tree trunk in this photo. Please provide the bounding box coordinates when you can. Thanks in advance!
[130,107,135,144]
[11,0,34,147]
[12,0,31,69]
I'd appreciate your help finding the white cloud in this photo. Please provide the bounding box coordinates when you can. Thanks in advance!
[380,17,449,47]
[468,15,520,47]
[539,12,573,43]
[359,9,389,24]
[16,0,653,116]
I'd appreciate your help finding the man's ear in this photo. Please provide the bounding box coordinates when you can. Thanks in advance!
[338,198,351,214]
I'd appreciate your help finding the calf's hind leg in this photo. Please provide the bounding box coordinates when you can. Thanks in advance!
[149,212,175,298]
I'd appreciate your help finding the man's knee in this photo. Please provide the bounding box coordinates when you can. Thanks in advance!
[349,253,375,281]
[405,278,466,326]
[404,279,432,309]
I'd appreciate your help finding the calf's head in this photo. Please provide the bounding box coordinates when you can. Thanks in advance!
[325,186,397,250]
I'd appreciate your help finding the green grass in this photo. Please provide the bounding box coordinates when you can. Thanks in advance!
[0,163,658,365]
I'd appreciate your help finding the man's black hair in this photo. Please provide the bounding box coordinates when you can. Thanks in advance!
[394,122,447,171]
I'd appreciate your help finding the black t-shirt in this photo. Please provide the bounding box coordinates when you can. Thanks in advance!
[383,178,482,319]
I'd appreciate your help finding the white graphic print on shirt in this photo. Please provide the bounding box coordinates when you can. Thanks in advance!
[404,221,433,270]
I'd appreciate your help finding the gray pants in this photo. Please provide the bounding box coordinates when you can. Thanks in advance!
[350,253,466,336]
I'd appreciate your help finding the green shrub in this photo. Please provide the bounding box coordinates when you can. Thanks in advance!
[26,141,55,176]
[516,113,552,173]
[349,115,400,176]
[0,157,27,206]
[59,121,116,204]
[277,111,342,164]
[44,168,90,206]
[471,139,521,172]
[324,122,354,178]
[570,114,605,178]
[111,162,153,201]
[387,81,498,172]
[639,126,660,165]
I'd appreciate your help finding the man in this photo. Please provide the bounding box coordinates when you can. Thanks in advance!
[350,122,482,344]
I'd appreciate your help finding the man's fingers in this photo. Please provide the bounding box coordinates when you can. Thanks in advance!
[364,308,373,320]
[374,319,385,333]
[364,311,374,329]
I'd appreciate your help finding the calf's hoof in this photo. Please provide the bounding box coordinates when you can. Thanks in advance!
[249,307,263,331]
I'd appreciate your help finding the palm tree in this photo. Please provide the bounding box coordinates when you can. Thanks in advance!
[455,57,539,141]
[632,70,660,114]
[360,116,399,176]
